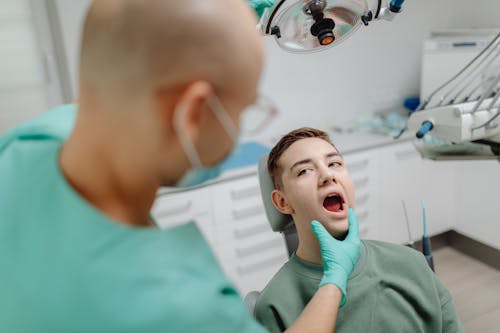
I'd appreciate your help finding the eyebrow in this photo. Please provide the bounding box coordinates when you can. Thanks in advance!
[289,152,340,171]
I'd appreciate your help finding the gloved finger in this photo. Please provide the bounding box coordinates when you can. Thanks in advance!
[249,0,274,8]
[311,220,338,247]
[248,0,275,18]
[345,208,360,241]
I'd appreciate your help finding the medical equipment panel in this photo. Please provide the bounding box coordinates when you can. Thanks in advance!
[409,32,500,160]
[420,33,500,99]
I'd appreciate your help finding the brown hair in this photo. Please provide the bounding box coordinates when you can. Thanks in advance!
[267,127,338,189]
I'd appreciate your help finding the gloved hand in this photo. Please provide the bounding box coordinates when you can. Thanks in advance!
[247,0,274,18]
[311,208,361,307]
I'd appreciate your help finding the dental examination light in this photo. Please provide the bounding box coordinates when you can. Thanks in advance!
[408,32,500,160]
[258,0,406,53]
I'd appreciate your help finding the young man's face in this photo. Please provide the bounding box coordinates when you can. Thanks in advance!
[271,137,355,238]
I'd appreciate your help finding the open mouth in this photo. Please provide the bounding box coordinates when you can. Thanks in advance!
[323,193,345,213]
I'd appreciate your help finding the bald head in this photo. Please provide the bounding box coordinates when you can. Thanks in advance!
[79,0,263,100]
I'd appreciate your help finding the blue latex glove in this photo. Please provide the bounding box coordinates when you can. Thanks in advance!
[311,208,361,307]
[247,0,274,18]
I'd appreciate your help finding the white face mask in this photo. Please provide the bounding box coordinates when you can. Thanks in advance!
[174,95,239,188]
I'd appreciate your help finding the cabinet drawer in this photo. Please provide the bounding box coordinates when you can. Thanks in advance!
[343,149,380,240]
[216,215,277,250]
[219,236,286,262]
[214,212,287,270]
[211,176,266,225]
[153,199,193,220]
[152,188,215,245]
[153,189,210,218]
[236,250,288,275]
[215,176,261,203]
[231,203,266,221]
[229,183,261,201]
[216,239,288,295]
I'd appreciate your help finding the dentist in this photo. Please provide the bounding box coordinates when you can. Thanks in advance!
[0,1,359,332]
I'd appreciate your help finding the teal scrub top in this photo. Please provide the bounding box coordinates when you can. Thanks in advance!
[0,105,268,333]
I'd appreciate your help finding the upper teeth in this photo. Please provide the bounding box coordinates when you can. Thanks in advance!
[327,194,339,198]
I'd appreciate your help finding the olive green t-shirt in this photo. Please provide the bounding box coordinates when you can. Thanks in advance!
[255,240,463,332]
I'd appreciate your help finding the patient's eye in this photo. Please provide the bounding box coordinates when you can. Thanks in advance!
[329,161,343,168]
[298,168,311,176]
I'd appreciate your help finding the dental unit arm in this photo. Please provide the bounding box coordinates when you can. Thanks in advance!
[407,32,500,161]
[258,0,406,53]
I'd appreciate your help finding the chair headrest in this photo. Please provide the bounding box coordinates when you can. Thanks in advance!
[258,154,293,232]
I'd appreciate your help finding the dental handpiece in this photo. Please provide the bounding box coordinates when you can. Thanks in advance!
[401,201,416,250]
[421,200,434,271]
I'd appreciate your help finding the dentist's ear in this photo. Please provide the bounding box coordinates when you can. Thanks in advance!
[168,80,213,141]
[271,189,295,215]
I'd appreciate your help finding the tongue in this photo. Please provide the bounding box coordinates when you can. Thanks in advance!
[324,196,342,212]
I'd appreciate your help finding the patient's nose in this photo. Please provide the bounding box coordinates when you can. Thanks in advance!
[318,165,336,186]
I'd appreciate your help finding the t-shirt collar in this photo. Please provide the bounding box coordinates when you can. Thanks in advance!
[289,241,367,281]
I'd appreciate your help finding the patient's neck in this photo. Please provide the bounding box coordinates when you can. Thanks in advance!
[296,235,322,266]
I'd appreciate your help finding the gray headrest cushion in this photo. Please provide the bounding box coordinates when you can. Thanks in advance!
[258,154,293,232]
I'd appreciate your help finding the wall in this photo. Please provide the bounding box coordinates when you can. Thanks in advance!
[0,0,65,133]
[52,1,500,131]
[51,0,90,100]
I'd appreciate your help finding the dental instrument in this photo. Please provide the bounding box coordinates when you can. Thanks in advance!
[401,201,416,250]
[421,200,434,272]
[258,0,406,53]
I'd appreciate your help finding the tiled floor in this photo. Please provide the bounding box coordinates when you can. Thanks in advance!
[434,247,500,332]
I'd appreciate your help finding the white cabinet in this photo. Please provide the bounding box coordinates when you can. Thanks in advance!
[152,175,288,296]
[343,149,380,240]
[453,160,500,250]
[342,141,456,245]
[377,142,456,244]
[210,176,288,295]
[420,157,457,236]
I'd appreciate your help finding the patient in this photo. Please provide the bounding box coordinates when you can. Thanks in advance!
[255,127,463,332]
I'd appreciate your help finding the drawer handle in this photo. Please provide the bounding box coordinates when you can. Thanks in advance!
[234,223,270,239]
[236,238,283,257]
[232,205,265,220]
[353,177,369,189]
[154,201,192,217]
[237,253,287,275]
[345,160,369,172]
[230,186,261,200]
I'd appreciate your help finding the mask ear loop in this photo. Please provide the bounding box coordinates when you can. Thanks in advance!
[173,103,203,168]
[205,95,239,142]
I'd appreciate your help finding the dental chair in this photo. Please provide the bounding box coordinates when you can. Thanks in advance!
[244,154,298,316]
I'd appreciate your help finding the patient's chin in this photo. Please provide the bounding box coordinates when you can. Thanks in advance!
[330,229,348,240]
[325,221,349,240]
